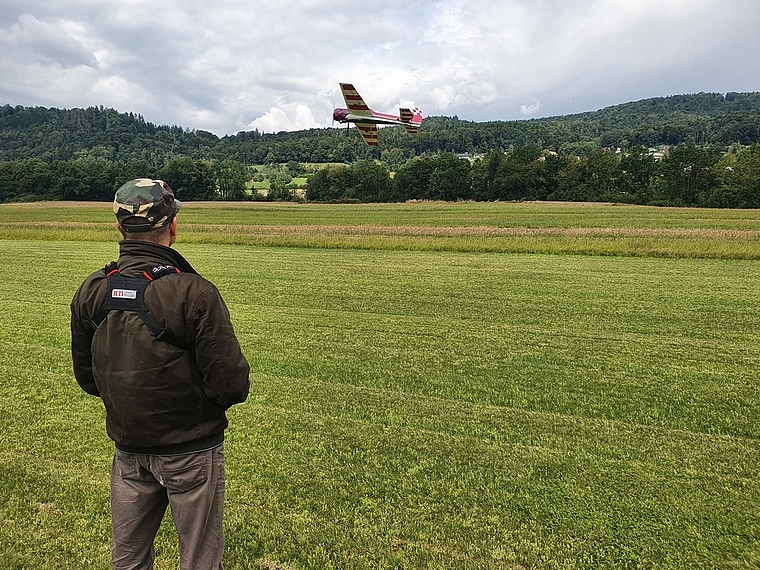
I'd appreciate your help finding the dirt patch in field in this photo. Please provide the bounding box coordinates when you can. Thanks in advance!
[187,223,760,241]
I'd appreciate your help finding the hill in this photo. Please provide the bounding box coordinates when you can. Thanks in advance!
[2,92,760,165]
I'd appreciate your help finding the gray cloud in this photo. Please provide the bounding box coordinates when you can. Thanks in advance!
[0,0,758,135]
[0,13,99,68]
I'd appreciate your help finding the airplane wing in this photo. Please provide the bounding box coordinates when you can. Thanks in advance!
[355,123,379,146]
[340,83,373,117]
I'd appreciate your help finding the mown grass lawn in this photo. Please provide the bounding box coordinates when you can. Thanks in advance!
[0,201,758,569]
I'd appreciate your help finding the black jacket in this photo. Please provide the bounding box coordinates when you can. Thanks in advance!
[70,240,250,454]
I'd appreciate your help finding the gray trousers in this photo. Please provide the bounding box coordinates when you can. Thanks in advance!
[110,445,225,570]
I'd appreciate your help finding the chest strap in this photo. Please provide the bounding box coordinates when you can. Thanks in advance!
[91,262,190,351]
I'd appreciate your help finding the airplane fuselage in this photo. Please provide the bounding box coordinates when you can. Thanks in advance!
[332,108,410,127]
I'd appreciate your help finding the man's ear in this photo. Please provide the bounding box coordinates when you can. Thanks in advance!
[169,216,178,244]
[116,222,125,237]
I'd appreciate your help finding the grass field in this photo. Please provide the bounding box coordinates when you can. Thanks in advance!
[1,201,759,569]
[2,201,760,259]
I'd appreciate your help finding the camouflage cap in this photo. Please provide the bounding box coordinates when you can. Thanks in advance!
[114,178,182,232]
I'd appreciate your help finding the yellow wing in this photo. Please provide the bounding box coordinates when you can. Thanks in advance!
[355,123,379,146]
[340,83,372,117]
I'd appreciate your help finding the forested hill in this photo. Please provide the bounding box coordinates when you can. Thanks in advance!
[2,91,760,165]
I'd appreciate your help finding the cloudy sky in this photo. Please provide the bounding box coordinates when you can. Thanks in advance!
[1,0,759,137]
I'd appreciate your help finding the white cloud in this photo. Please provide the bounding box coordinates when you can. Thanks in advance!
[91,75,155,112]
[521,101,543,117]
[430,85,458,110]
[249,104,320,134]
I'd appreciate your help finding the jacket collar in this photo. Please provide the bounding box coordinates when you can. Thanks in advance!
[118,240,199,275]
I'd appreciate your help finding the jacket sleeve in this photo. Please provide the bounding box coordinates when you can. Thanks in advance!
[192,284,250,409]
[70,281,101,397]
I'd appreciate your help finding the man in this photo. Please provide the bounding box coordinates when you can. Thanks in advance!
[70,178,250,570]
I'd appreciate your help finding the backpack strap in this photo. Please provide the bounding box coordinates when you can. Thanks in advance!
[90,263,190,351]
[90,262,120,328]
[104,261,119,277]
[133,305,191,352]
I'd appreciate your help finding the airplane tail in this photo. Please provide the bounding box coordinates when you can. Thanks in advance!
[400,107,423,134]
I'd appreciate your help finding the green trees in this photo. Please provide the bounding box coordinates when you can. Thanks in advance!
[619,146,659,203]
[732,146,760,208]
[492,144,546,201]
[16,159,52,201]
[3,93,760,207]
[1,143,759,207]
[305,165,357,202]
[427,153,472,201]
[0,156,250,203]
[659,145,720,206]
[712,146,760,208]
[552,149,620,202]
[285,161,306,177]
[213,160,250,200]
[470,150,502,201]
[5,93,760,167]
[277,144,752,207]
[394,156,437,201]
[266,167,295,201]
[162,157,216,200]
[350,160,394,202]
[470,148,570,202]
[0,158,115,202]
[305,161,393,202]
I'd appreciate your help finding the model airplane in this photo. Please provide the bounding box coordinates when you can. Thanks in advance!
[332,83,423,146]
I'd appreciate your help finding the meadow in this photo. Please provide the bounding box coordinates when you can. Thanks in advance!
[0,201,758,569]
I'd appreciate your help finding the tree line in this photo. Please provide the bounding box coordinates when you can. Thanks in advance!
[1,143,759,208]
[0,157,247,202]
[3,92,760,166]
[307,144,760,208]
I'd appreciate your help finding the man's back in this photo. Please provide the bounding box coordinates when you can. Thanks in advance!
[71,239,249,453]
